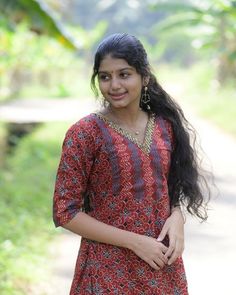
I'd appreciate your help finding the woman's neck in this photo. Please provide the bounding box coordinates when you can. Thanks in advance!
[105,105,147,127]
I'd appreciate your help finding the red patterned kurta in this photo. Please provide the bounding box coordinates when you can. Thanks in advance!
[53,113,188,294]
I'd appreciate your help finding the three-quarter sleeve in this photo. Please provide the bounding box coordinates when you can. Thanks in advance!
[53,122,95,227]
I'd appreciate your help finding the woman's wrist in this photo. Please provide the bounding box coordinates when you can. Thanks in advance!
[171,205,180,213]
[170,206,186,223]
[125,231,141,251]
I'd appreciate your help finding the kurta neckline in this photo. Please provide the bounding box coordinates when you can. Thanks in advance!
[93,112,155,154]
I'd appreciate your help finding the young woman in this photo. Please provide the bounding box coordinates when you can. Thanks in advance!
[53,33,209,294]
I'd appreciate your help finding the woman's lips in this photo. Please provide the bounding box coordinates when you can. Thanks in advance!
[109,92,127,100]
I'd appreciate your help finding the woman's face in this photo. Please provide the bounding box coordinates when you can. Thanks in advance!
[98,55,144,110]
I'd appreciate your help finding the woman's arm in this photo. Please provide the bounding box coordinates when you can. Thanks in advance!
[63,211,137,249]
[157,206,185,265]
[63,212,168,270]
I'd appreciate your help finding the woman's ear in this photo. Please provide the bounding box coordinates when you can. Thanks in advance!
[142,76,150,87]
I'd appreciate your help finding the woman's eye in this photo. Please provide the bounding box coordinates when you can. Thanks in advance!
[120,72,130,78]
[98,74,110,81]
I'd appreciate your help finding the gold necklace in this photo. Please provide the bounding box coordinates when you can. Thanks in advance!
[117,123,140,137]
[101,107,143,136]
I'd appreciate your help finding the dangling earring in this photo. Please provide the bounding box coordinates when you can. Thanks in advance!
[141,86,151,110]
[102,96,109,108]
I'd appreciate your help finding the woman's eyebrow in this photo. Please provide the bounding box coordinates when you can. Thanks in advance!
[119,67,134,71]
[98,67,134,74]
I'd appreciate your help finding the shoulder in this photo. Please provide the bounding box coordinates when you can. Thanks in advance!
[154,114,173,130]
[154,115,174,145]
[64,113,102,140]
[66,113,98,133]
[63,113,101,149]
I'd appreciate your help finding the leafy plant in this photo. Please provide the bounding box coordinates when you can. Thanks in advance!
[151,0,236,83]
[0,122,69,293]
[0,0,78,50]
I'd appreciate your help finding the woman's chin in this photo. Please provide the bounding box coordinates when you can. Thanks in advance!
[109,101,128,108]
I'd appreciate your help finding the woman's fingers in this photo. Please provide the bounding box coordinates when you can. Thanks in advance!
[157,224,168,242]
[159,244,168,264]
[154,256,166,268]
[153,243,168,268]
[147,254,166,270]
[131,235,171,270]
[165,240,176,261]
[167,240,184,265]
[157,207,185,265]
[149,261,160,271]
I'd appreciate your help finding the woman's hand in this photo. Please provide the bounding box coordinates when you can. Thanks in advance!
[131,235,168,270]
[64,212,168,271]
[157,208,185,265]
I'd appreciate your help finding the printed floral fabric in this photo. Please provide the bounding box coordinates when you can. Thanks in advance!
[53,113,188,294]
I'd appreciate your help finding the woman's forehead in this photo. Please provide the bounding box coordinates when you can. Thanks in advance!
[99,55,135,73]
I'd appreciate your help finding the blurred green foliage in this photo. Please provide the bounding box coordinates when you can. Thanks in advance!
[183,64,236,135]
[48,0,165,40]
[0,21,93,101]
[0,121,70,293]
[152,0,236,83]
[0,0,106,101]
[158,63,236,136]
[1,0,235,101]
[0,0,78,49]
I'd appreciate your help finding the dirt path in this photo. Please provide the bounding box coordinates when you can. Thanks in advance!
[183,113,236,295]
[0,98,98,123]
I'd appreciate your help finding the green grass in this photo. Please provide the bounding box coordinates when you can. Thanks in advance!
[0,121,71,294]
[0,122,7,165]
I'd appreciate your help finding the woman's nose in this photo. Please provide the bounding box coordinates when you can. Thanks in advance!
[110,77,121,90]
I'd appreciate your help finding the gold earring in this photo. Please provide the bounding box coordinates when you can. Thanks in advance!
[141,86,151,110]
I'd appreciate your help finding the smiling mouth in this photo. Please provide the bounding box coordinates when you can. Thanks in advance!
[109,92,128,99]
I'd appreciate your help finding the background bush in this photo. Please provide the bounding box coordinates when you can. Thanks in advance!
[0,122,70,294]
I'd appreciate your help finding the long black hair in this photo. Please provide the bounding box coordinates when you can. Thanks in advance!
[91,33,210,221]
